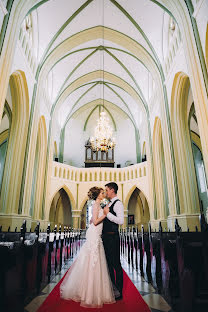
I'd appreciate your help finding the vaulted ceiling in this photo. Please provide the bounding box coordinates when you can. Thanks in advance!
[30,0,172,133]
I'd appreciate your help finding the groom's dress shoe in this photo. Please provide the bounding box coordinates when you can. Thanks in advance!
[115,295,123,301]
[113,285,120,297]
[113,285,123,300]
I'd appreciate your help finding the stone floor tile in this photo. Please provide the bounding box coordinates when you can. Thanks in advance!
[25,295,48,312]
[142,293,171,312]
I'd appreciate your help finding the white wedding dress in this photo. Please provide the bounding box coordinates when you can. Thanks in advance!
[60,203,115,308]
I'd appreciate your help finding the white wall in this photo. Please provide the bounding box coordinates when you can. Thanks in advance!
[194,0,208,57]
[63,104,137,167]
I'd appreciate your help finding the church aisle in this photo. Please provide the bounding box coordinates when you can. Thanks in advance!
[24,256,173,312]
[120,258,174,312]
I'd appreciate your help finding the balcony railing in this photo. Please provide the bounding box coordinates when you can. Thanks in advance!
[52,161,148,183]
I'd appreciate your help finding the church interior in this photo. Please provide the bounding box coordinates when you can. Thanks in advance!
[0,0,208,311]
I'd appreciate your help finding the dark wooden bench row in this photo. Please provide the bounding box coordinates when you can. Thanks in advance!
[120,220,208,312]
[0,221,84,312]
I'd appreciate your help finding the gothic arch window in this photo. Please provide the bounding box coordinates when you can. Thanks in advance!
[0,139,8,188]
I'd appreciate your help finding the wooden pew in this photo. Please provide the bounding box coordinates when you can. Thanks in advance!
[36,224,50,293]
[0,238,24,312]
[176,231,208,312]
[149,227,162,293]
[120,218,208,312]
[0,220,84,311]
[142,226,152,283]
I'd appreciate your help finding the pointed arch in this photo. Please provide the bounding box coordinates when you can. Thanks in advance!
[124,184,150,209]
[0,129,9,189]
[83,104,117,132]
[126,186,150,230]
[124,185,138,208]
[0,70,29,214]
[171,72,200,215]
[49,187,72,229]
[48,184,76,221]
[54,70,146,117]
[80,196,88,212]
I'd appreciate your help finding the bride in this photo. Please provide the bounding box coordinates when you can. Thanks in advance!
[60,186,116,308]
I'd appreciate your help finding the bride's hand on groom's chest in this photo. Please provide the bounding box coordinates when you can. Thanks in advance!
[103,205,110,215]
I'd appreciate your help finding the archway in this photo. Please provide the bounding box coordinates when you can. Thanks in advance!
[0,131,9,189]
[0,70,29,215]
[49,188,72,229]
[171,72,200,215]
[189,104,208,220]
[0,100,11,189]
[127,187,150,231]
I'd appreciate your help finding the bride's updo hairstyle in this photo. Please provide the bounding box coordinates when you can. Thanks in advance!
[88,187,103,200]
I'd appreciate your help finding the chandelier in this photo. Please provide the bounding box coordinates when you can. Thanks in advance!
[89,0,115,152]
[90,111,116,152]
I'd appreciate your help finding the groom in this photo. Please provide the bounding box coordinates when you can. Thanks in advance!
[103,182,124,300]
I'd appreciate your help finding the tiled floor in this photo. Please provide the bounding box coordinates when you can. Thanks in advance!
[24,258,74,312]
[120,258,173,312]
[25,249,174,312]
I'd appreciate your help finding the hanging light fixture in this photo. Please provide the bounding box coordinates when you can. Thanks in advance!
[90,111,116,151]
[90,0,116,152]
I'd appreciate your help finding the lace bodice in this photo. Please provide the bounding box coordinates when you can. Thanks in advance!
[85,204,104,267]
[87,204,103,238]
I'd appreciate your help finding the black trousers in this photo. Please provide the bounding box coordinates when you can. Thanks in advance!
[102,233,123,294]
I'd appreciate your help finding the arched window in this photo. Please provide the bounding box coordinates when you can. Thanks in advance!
[192,143,208,219]
[0,140,8,187]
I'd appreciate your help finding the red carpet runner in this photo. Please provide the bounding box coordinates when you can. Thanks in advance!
[38,269,150,312]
